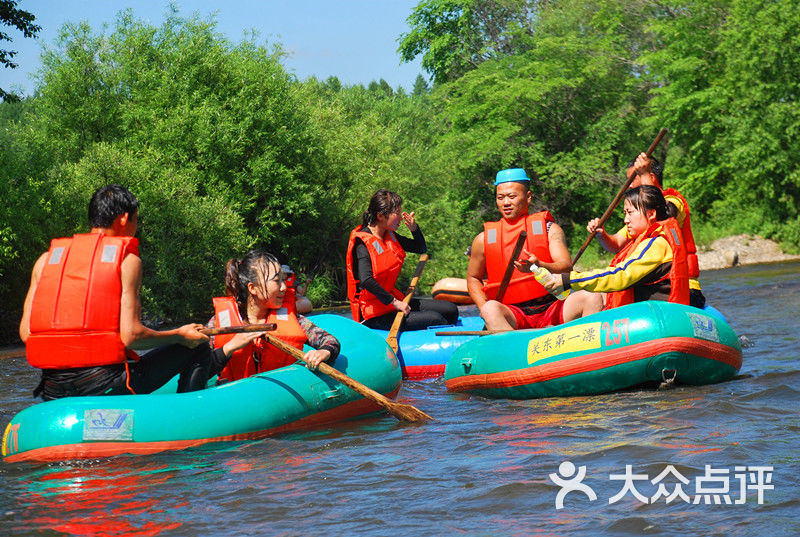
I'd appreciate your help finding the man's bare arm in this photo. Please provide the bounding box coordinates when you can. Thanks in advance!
[541,223,575,273]
[19,252,47,342]
[466,232,488,308]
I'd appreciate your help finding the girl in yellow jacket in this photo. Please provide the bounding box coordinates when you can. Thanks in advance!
[517,185,690,308]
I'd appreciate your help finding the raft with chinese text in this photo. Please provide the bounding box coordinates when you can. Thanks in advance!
[443,302,742,399]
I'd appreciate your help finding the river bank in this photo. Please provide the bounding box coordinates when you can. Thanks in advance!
[697,234,800,270]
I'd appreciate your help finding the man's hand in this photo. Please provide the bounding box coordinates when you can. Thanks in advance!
[513,248,539,273]
[627,152,651,180]
[177,324,210,348]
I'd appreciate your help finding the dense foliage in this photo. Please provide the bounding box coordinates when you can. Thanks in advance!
[1,0,797,343]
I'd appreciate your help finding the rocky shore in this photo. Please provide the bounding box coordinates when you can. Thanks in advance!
[697,234,800,270]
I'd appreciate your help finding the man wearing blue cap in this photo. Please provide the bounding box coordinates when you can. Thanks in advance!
[466,169,602,330]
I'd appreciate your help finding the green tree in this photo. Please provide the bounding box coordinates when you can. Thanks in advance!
[50,143,249,319]
[398,0,535,84]
[0,8,348,331]
[644,0,800,247]
[412,74,429,96]
[0,0,40,101]
[427,0,659,239]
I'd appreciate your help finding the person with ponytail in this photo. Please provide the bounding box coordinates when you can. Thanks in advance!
[207,250,339,383]
[586,153,706,308]
[346,189,458,331]
[520,185,690,308]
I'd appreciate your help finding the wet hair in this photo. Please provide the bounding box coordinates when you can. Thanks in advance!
[625,185,676,221]
[627,155,664,186]
[88,184,139,228]
[224,249,281,319]
[362,189,403,227]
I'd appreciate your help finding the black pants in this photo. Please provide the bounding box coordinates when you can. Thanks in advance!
[116,343,212,394]
[690,289,707,309]
[363,298,459,331]
[39,343,212,400]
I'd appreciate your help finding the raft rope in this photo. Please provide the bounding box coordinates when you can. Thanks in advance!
[658,368,677,390]
[125,361,137,395]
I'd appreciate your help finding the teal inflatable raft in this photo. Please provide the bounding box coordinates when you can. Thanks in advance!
[3,315,401,462]
[444,302,742,399]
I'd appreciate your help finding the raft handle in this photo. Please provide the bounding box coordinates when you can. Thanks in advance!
[658,368,677,390]
[460,357,473,372]
[320,388,344,400]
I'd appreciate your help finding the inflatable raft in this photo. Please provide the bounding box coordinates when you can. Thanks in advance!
[444,302,742,399]
[431,277,473,304]
[369,315,484,380]
[3,315,401,463]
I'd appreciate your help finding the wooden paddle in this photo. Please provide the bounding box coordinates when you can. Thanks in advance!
[200,323,277,336]
[263,334,433,422]
[571,128,668,266]
[495,231,527,303]
[386,253,429,354]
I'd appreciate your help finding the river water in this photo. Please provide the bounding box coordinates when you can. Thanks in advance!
[1,261,798,536]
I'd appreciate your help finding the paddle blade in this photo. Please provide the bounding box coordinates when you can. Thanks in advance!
[384,400,434,422]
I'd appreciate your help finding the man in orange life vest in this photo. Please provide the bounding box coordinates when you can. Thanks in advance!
[466,168,603,331]
[19,184,213,400]
[587,153,706,309]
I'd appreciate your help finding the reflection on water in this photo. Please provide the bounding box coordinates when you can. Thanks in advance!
[16,462,186,536]
[1,262,799,536]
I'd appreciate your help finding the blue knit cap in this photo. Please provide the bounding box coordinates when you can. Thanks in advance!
[494,168,530,185]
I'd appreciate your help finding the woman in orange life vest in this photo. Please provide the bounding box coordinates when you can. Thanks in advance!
[519,185,690,307]
[206,250,339,383]
[346,189,458,331]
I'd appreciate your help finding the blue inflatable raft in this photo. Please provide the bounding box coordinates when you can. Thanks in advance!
[369,315,484,379]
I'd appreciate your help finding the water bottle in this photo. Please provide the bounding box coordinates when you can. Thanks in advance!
[531,264,570,301]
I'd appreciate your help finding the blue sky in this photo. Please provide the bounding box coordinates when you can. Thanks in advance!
[3,0,426,97]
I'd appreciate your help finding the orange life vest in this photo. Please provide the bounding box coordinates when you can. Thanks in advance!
[662,187,699,279]
[26,233,140,369]
[605,218,690,309]
[482,211,555,304]
[345,227,406,322]
[213,292,308,382]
